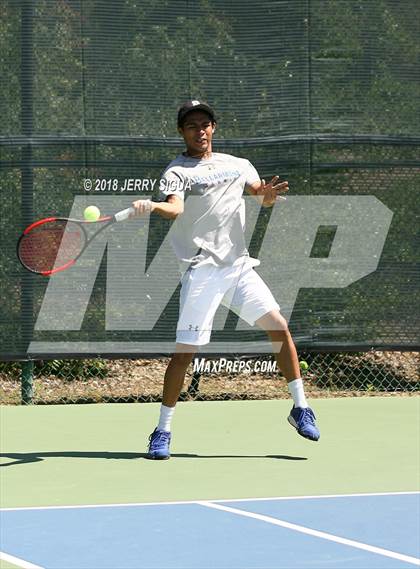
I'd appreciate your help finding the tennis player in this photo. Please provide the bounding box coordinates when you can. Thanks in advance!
[132,100,320,459]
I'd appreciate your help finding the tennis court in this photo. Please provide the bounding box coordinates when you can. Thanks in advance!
[1,397,419,568]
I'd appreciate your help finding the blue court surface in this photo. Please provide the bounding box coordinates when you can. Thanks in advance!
[1,491,419,568]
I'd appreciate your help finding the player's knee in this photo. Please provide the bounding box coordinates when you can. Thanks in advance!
[274,313,289,332]
[267,315,292,343]
[257,310,289,335]
[171,349,196,367]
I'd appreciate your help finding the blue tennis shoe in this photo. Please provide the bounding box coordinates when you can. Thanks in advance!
[288,407,320,441]
[147,428,171,460]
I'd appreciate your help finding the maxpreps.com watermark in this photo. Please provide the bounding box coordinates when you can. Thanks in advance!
[193,358,277,374]
[83,178,192,192]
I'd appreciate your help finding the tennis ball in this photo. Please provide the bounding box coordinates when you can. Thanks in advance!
[299,360,309,371]
[83,205,101,221]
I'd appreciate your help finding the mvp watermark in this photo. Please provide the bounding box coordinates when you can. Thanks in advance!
[28,194,393,356]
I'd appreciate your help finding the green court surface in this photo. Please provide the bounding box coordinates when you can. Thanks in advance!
[1,397,419,512]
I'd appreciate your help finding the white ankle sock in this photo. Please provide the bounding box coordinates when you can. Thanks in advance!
[157,404,175,432]
[288,378,308,408]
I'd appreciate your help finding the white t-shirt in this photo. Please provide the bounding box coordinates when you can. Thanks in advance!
[159,152,261,272]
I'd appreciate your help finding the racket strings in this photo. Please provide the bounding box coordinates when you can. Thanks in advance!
[18,220,85,273]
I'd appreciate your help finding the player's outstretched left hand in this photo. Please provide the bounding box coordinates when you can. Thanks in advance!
[257,176,289,207]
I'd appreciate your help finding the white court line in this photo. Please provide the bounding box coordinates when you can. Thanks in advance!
[0,490,418,512]
[198,501,420,567]
[217,490,420,505]
[0,551,44,569]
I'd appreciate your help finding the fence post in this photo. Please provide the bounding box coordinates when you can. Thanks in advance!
[21,0,35,389]
[21,360,34,405]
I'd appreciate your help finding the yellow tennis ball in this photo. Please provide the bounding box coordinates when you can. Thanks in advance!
[83,205,101,221]
[299,360,309,371]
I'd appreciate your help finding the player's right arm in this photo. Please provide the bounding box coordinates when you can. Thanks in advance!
[132,165,185,219]
[152,195,184,219]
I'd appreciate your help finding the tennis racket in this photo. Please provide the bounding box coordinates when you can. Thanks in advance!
[17,206,135,276]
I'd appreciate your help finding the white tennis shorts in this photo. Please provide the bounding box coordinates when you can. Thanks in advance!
[176,263,280,346]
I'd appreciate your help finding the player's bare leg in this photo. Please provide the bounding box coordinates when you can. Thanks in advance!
[256,310,300,380]
[162,344,197,406]
[256,310,320,441]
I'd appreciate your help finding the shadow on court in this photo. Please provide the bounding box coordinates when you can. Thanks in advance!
[0,451,307,466]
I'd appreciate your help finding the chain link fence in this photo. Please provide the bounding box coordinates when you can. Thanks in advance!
[1,352,418,406]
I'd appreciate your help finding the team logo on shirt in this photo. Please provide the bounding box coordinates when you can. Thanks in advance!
[190,169,241,186]
[160,168,241,195]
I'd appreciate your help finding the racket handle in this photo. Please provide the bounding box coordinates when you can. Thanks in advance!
[114,207,135,222]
